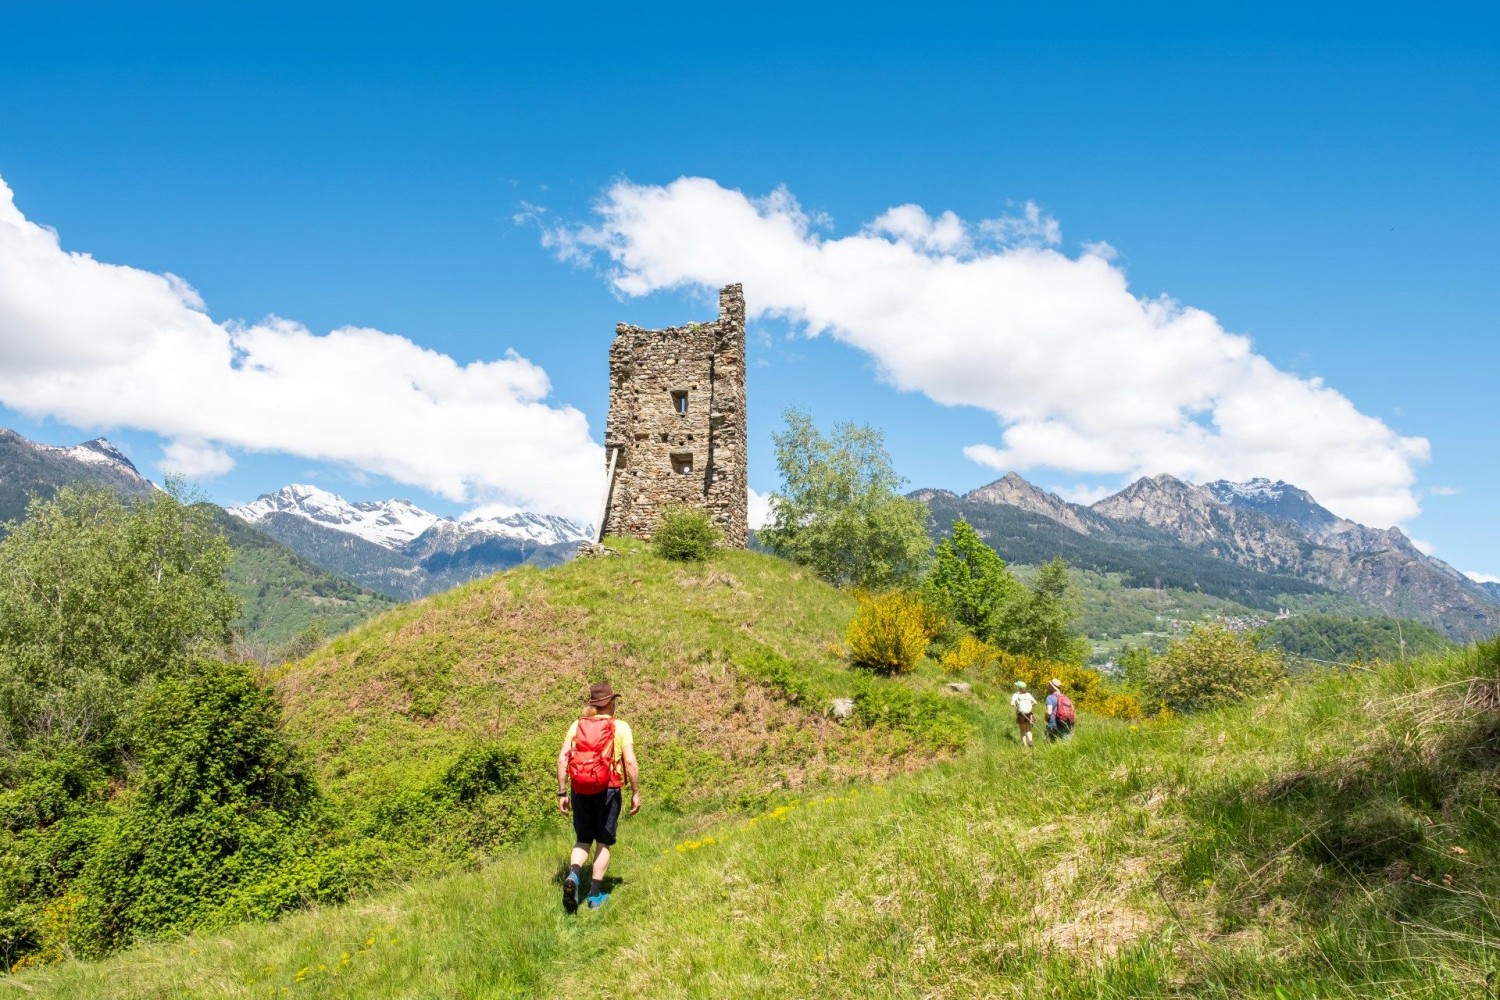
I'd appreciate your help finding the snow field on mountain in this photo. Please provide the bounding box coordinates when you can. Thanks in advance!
[228,484,591,550]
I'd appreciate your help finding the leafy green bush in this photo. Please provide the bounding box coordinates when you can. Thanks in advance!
[1142,623,1287,713]
[653,505,721,562]
[737,648,817,706]
[71,660,340,956]
[846,591,942,675]
[367,743,530,853]
[850,677,968,750]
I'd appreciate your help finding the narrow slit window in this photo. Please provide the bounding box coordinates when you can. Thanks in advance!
[671,451,694,475]
[671,390,688,415]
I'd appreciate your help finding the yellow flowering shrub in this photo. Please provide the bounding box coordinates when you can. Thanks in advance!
[846,591,942,675]
[940,635,999,674]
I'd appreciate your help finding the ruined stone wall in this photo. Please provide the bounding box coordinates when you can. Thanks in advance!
[601,284,748,548]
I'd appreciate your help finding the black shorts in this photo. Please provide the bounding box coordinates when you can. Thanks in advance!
[571,788,622,846]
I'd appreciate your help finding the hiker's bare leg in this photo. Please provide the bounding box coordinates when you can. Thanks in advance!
[589,845,611,894]
[1018,716,1034,748]
[570,842,590,871]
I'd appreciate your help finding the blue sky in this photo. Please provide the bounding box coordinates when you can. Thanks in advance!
[0,3,1496,577]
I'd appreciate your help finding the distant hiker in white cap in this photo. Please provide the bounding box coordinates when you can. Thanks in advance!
[1009,680,1037,748]
[557,682,640,913]
[1045,678,1076,742]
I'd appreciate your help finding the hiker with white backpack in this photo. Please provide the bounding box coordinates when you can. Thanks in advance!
[1009,680,1037,748]
[556,682,640,913]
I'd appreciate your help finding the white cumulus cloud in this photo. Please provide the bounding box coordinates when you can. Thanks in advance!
[1466,571,1500,585]
[1051,483,1116,506]
[546,177,1429,527]
[160,440,235,478]
[0,176,603,520]
[747,486,775,531]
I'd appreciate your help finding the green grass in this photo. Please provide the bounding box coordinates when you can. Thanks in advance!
[19,644,1500,997]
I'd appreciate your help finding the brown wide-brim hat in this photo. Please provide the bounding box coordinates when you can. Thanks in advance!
[584,682,622,708]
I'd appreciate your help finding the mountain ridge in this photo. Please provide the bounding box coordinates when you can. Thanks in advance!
[229,484,591,550]
[0,428,157,524]
[922,470,1498,640]
[231,485,588,600]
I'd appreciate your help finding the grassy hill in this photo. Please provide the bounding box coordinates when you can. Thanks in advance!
[276,539,967,851]
[11,537,1498,997]
[20,636,1499,997]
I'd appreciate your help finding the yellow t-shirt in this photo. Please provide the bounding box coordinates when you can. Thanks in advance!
[564,715,634,769]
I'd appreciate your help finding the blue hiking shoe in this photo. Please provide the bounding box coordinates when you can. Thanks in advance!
[562,872,580,914]
[586,892,610,910]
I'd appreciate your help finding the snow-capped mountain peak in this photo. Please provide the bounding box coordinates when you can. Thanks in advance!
[228,484,441,549]
[26,435,147,480]
[1202,477,1341,540]
[1203,477,1287,502]
[228,485,591,551]
[459,510,594,546]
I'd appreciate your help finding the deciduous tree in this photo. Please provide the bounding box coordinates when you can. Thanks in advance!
[761,410,931,590]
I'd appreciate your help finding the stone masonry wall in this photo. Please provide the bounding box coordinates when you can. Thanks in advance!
[601,284,748,548]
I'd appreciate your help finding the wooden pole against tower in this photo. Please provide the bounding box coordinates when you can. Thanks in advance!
[595,444,619,544]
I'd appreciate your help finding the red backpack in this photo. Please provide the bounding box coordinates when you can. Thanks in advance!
[1055,693,1076,726]
[567,716,617,795]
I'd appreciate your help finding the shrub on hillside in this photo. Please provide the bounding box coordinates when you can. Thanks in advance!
[71,660,345,957]
[653,505,721,562]
[850,677,968,750]
[1142,623,1287,713]
[940,635,999,674]
[846,591,943,675]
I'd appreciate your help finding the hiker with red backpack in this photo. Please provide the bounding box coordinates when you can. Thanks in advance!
[1045,678,1075,741]
[556,682,640,913]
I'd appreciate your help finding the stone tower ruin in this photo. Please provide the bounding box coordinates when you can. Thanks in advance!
[600,283,748,548]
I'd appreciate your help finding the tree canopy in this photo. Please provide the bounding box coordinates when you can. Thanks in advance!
[760,410,931,590]
[922,518,1021,638]
[0,483,237,758]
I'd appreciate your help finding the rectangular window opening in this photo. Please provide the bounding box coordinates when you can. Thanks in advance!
[671,390,688,415]
[671,451,694,475]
